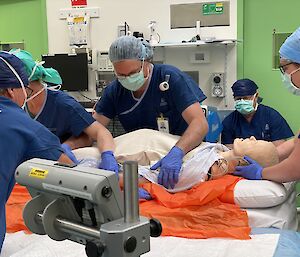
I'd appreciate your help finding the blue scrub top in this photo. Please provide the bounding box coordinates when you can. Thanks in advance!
[221,104,294,144]
[95,64,206,136]
[0,97,63,252]
[36,90,95,143]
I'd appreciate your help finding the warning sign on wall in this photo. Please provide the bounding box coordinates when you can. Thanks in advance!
[71,0,87,7]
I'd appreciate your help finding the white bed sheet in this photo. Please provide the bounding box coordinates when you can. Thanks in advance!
[1,231,279,257]
[245,189,298,230]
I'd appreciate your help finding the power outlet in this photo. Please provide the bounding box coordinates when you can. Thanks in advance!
[211,73,225,97]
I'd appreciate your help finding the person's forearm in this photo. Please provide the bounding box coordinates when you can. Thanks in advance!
[276,138,295,161]
[96,127,115,153]
[175,118,208,154]
[58,153,74,164]
[85,121,115,153]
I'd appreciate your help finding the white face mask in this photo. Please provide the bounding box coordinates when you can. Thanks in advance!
[281,67,300,96]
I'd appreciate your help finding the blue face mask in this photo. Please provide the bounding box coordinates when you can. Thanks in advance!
[234,99,255,115]
[117,62,147,91]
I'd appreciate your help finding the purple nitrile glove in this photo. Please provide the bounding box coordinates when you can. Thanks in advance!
[98,151,119,175]
[233,156,263,180]
[61,143,79,164]
[138,188,152,200]
[150,146,184,189]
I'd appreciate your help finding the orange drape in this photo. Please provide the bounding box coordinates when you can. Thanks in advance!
[140,175,250,239]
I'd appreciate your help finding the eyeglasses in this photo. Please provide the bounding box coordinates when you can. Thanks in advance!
[25,86,34,98]
[279,62,293,74]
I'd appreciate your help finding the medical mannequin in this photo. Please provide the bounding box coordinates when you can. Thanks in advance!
[75,129,278,197]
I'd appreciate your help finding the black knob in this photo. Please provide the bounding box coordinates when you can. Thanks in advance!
[101,186,112,198]
[213,75,221,84]
[150,218,162,237]
[124,236,137,253]
[85,240,105,257]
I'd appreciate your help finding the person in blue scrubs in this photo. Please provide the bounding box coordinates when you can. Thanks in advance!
[0,51,74,252]
[233,27,300,182]
[10,50,118,174]
[221,79,293,147]
[93,36,209,189]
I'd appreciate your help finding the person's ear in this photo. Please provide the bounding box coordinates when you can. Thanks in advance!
[5,88,14,98]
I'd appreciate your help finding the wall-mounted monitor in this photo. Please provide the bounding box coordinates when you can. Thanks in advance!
[42,53,89,91]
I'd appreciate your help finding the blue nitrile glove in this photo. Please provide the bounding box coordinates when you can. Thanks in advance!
[150,146,184,189]
[98,151,119,175]
[233,156,263,180]
[61,143,79,164]
[138,188,152,200]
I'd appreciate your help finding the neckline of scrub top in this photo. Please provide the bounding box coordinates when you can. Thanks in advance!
[120,63,154,115]
[27,87,48,121]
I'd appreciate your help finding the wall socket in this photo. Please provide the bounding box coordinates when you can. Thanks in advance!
[211,73,225,97]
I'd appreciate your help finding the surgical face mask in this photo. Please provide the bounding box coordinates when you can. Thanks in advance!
[281,68,300,96]
[117,61,147,91]
[234,98,255,115]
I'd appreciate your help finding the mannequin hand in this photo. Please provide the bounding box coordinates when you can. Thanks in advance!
[233,156,263,180]
[150,146,184,189]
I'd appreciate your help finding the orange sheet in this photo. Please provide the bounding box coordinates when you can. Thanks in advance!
[140,175,250,239]
[6,183,31,233]
[7,175,250,239]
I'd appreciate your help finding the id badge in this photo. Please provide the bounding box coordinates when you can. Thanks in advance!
[157,115,169,133]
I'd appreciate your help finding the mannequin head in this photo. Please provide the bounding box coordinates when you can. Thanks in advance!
[221,136,279,168]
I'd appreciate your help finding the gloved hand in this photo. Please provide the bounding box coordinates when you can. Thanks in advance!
[138,188,152,200]
[233,156,263,180]
[61,143,79,164]
[98,151,119,175]
[150,146,184,189]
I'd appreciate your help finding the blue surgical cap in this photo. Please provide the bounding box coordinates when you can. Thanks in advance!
[0,51,28,89]
[109,36,154,62]
[279,27,300,64]
[231,79,258,97]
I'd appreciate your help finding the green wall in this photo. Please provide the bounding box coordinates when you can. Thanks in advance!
[238,0,300,133]
[0,0,48,59]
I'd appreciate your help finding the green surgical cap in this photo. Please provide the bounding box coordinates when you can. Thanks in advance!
[109,36,154,63]
[9,49,62,85]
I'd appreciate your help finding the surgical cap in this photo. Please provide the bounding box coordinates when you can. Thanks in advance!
[9,49,62,85]
[279,27,300,64]
[0,51,28,89]
[109,36,154,62]
[231,79,258,97]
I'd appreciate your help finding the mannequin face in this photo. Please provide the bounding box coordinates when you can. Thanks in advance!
[233,136,261,156]
[233,136,277,161]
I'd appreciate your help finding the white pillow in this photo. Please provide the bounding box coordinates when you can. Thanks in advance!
[234,180,296,208]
